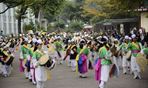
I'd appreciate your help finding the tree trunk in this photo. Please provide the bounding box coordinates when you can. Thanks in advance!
[34,9,40,31]
[18,16,22,34]
[17,5,28,34]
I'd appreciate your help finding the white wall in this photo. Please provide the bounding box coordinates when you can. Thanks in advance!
[141,12,148,32]
[0,3,18,35]
[0,3,35,35]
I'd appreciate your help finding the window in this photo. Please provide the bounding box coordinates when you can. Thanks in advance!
[3,23,7,34]
[3,15,6,22]
[14,23,18,34]
[9,23,12,34]
[8,15,11,22]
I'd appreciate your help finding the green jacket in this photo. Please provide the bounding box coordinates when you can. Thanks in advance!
[54,41,63,51]
[128,42,141,57]
[98,46,112,65]
[32,50,43,60]
[21,45,29,59]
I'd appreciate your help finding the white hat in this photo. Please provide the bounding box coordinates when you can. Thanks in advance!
[54,36,58,39]
[131,34,136,39]
[103,36,108,41]
[37,39,42,44]
[57,36,61,39]
[125,35,129,39]
[32,38,37,43]
[71,39,75,42]
[19,34,22,36]
[129,37,132,40]
[68,40,71,43]
[96,36,102,40]
[114,38,118,41]
[24,37,28,42]
[80,39,85,42]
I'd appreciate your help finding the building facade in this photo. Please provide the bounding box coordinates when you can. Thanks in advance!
[140,0,148,32]
[0,3,35,35]
[141,12,148,32]
[0,3,18,35]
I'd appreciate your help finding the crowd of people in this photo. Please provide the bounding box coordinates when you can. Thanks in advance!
[0,28,148,88]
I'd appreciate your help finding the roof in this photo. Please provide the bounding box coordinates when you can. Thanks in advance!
[96,18,138,25]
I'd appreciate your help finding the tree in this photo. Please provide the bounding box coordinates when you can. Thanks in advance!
[108,0,144,18]
[58,0,92,25]
[1,0,65,33]
[14,0,65,34]
[15,0,36,34]
[23,21,35,33]
[83,0,144,22]
[29,0,65,32]
[83,0,112,17]
[30,0,65,21]
[54,19,65,29]
[68,20,84,32]
[0,0,24,14]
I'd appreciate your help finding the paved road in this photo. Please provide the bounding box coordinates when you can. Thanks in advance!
[0,54,148,88]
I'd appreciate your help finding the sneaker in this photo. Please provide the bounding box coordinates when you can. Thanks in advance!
[134,76,138,79]
[123,72,127,75]
[33,82,36,85]
[29,79,32,82]
[79,75,87,78]
[4,74,8,77]
[138,75,142,79]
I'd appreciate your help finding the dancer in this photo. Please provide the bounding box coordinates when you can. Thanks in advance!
[76,39,89,78]
[32,39,48,88]
[128,34,142,79]
[120,36,131,74]
[95,37,112,88]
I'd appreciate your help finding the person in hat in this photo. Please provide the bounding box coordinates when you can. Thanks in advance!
[63,40,73,67]
[86,40,94,70]
[21,37,30,79]
[32,39,48,88]
[3,38,15,77]
[47,38,56,62]
[25,36,34,82]
[119,35,131,74]
[76,39,90,78]
[94,37,112,88]
[1,43,12,77]
[28,38,37,84]
[69,41,77,71]
[128,34,142,79]
[54,36,63,64]
[110,38,120,65]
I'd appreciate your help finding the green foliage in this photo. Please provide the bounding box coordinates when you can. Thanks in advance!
[23,21,35,33]
[68,20,84,32]
[0,0,35,14]
[33,22,47,32]
[37,26,46,32]
[90,16,105,24]
[54,19,65,29]
[30,0,66,18]
[47,24,55,32]
[83,0,144,21]
[59,0,91,23]
[15,6,27,20]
